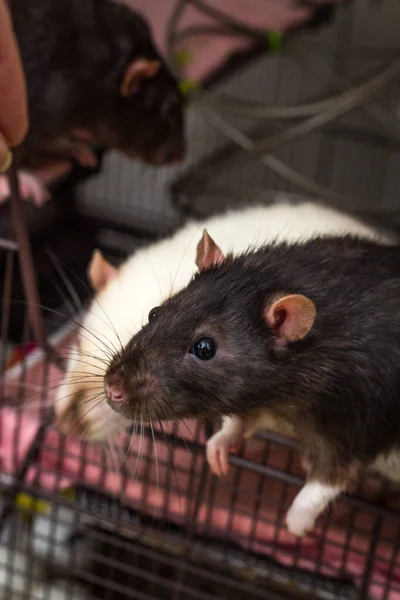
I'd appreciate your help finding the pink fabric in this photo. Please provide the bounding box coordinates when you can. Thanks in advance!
[119,0,346,82]
[2,335,400,599]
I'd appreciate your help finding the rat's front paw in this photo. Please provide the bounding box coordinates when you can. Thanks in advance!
[285,504,315,538]
[0,172,50,206]
[68,143,97,168]
[206,431,239,477]
[19,172,51,206]
[0,176,10,205]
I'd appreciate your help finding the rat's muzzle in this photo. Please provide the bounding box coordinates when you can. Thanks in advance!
[104,368,159,419]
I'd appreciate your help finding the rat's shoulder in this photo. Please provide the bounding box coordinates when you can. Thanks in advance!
[12,0,151,55]
[254,234,399,265]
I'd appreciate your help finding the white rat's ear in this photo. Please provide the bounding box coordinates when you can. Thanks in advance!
[264,294,316,344]
[120,58,161,97]
[196,229,225,271]
[87,250,118,291]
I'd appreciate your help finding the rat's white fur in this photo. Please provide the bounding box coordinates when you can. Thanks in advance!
[285,481,344,537]
[55,197,390,440]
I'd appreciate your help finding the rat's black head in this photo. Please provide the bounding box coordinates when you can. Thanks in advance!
[93,4,185,165]
[103,231,316,424]
[111,57,185,165]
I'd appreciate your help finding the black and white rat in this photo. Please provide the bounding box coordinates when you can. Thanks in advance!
[0,0,185,205]
[55,199,389,442]
[102,227,400,537]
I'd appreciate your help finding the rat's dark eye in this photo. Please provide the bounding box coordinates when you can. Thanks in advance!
[161,98,176,120]
[190,337,217,361]
[148,307,160,322]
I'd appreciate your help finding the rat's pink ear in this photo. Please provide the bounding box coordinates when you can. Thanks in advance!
[88,250,118,291]
[264,294,316,344]
[120,58,161,97]
[196,230,225,271]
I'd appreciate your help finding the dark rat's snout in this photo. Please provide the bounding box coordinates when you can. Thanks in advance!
[104,377,126,406]
[104,359,159,419]
[104,369,126,413]
[143,134,186,166]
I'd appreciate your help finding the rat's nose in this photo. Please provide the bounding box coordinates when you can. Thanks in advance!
[105,383,126,404]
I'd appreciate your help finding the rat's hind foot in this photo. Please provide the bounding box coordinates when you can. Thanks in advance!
[285,481,343,537]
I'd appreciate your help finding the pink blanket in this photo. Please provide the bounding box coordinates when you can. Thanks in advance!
[2,333,400,599]
[120,0,346,82]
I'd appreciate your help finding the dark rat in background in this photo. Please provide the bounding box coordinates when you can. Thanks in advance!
[0,0,185,205]
[103,230,400,537]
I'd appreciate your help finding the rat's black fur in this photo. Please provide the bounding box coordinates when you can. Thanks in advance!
[105,235,400,483]
[10,0,185,166]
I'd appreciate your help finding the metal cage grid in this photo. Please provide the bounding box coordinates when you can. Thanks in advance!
[165,1,400,214]
[1,383,400,599]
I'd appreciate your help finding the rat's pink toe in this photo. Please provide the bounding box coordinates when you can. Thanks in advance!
[19,171,51,206]
[0,175,11,204]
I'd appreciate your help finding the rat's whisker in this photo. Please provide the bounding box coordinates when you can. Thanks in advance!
[132,411,145,481]
[141,256,165,306]
[148,405,159,493]
[46,248,83,314]
[49,254,123,357]
[64,394,104,437]
[155,409,182,509]
[169,223,203,297]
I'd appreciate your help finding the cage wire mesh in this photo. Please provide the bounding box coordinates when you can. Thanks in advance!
[2,0,400,599]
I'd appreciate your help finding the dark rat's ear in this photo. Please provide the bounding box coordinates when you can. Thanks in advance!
[120,58,161,97]
[196,230,224,271]
[88,250,118,291]
[264,294,316,344]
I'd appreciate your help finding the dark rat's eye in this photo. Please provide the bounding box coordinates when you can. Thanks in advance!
[161,98,176,120]
[148,307,160,322]
[190,337,217,361]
